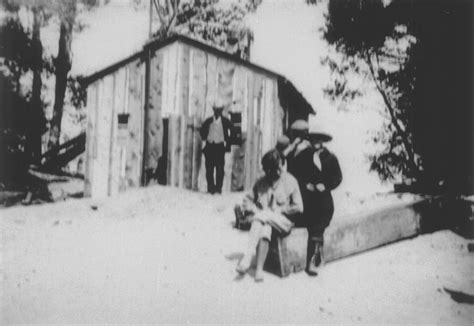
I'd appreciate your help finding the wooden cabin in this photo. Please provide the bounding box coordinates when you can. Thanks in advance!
[81,34,314,198]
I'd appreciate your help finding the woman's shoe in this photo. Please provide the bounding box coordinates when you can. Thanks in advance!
[254,272,264,283]
[235,264,249,275]
[235,256,251,275]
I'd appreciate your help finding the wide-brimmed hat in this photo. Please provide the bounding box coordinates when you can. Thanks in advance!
[276,135,290,151]
[290,119,309,132]
[308,132,332,143]
[212,99,226,110]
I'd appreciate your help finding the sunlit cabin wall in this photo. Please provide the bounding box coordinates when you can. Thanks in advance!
[84,59,146,198]
[148,40,285,193]
[84,39,286,198]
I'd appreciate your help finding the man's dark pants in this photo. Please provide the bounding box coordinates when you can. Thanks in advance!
[292,195,334,267]
[306,197,334,266]
[204,143,225,193]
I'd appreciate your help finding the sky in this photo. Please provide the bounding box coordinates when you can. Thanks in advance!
[37,0,391,194]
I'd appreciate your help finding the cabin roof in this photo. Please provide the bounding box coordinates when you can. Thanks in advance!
[79,34,315,115]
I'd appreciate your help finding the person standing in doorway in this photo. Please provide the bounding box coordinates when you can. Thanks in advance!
[200,101,232,194]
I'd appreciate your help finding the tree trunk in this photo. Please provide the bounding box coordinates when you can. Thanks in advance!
[48,8,75,150]
[365,51,420,178]
[26,7,43,164]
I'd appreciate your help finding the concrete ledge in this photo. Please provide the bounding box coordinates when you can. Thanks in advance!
[324,200,426,262]
[264,199,430,277]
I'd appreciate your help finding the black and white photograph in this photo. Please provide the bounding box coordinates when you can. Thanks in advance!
[0,0,473,323]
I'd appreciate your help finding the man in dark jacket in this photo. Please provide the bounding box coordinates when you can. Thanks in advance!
[200,102,232,194]
[287,120,342,276]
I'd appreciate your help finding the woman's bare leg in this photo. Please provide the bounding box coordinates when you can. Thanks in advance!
[254,239,269,282]
[236,220,263,273]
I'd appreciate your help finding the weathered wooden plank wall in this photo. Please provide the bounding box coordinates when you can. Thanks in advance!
[243,71,255,190]
[84,83,98,197]
[144,51,164,179]
[189,49,207,117]
[91,75,114,198]
[85,40,287,198]
[125,60,145,189]
[191,116,201,190]
[230,66,247,191]
[161,43,179,118]
[118,66,130,192]
[188,49,206,190]
[183,115,194,189]
[108,67,126,196]
[178,46,190,188]
[217,58,236,193]
[166,114,179,187]
[203,53,218,120]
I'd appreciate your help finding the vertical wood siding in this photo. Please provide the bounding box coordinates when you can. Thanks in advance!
[125,60,145,189]
[91,76,114,198]
[109,68,126,196]
[144,50,164,176]
[84,83,97,197]
[85,41,287,198]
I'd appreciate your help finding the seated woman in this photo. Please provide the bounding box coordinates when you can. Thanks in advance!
[235,149,303,282]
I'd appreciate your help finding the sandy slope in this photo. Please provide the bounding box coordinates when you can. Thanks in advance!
[1,185,473,324]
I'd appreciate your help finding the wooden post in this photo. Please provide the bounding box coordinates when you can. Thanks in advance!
[167,115,181,187]
[107,73,117,195]
[182,115,194,189]
[191,116,202,190]
[125,61,145,189]
[109,68,127,196]
[141,48,151,186]
[244,72,254,190]
[84,83,98,197]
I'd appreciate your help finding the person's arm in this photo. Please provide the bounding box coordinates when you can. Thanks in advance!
[323,151,342,191]
[199,118,210,140]
[281,178,304,216]
[241,182,260,213]
[223,117,232,151]
[282,137,301,157]
[224,117,232,137]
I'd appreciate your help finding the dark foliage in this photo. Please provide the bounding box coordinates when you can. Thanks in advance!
[317,0,473,194]
[153,0,258,60]
[0,74,34,184]
[0,17,48,184]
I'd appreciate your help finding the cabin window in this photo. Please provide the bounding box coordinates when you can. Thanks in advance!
[117,113,130,146]
[229,112,242,145]
[117,113,130,127]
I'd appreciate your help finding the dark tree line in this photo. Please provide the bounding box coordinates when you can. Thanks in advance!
[0,10,49,183]
[0,0,107,184]
[315,0,473,194]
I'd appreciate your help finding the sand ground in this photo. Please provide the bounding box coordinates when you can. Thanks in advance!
[1,185,473,324]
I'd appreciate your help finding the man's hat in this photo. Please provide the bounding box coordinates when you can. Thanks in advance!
[308,132,333,143]
[290,119,309,132]
[276,135,290,151]
[213,99,226,110]
[308,120,333,143]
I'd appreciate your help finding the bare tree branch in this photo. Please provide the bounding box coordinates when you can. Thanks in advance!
[364,49,419,176]
[153,0,166,26]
